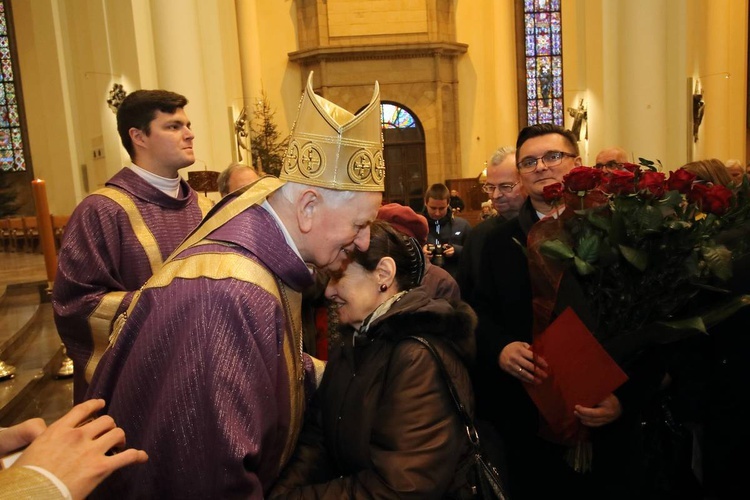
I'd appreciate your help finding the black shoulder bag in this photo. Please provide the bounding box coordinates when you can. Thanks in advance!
[405,335,508,500]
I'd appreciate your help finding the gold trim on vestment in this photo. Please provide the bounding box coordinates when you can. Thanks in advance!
[196,195,213,216]
[107,250,306,475]
[84,291,127,384]
[93,187,162,274]
[166,176,285,262]
[0,466,66,499]
[104,179,306,475]
[277,283,304,470]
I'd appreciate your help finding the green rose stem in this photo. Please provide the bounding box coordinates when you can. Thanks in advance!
[660,294,750,333]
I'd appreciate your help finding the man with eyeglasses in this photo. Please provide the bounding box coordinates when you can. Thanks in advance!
[457,146,526,303]
[469,124,637,498]
[594,146,629,172]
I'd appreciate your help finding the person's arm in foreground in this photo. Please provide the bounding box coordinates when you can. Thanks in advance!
[5,399,148,500]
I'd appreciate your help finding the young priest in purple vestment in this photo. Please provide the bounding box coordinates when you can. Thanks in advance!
[85,72,385,499]
[52,90,213,403]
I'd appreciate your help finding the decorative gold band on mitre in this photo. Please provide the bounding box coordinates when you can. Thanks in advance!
[281,72,384,192]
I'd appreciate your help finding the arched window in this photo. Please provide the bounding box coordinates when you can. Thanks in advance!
[0,0,30,172]
[379,102,425,211]
[381,103,416,130]
[517,0,564,127]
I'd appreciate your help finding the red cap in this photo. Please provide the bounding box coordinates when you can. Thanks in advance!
[377,203,429,245]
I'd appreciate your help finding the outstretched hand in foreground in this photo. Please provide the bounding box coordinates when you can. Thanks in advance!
[12,398,148,499]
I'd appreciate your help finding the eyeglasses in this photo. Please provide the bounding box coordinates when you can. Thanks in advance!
[517,151,577,173]
[481,181,519,194]
[594,161,625,170]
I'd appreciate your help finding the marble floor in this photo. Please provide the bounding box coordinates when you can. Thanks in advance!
[0,251,73,425]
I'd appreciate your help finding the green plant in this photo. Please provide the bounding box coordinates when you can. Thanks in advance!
[250,91,288,177]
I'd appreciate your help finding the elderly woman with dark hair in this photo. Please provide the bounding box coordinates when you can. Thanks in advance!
[270,220,477,499]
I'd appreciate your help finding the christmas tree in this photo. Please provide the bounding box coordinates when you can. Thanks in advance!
[250,91,288,177]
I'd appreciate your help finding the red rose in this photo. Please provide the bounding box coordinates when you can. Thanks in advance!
[688,183,710,204]
[667,168,697,194]
[701,185,733,215]
[602,170,636,195]
[637,171,666,198]
[621,163,641,173]
[563,167,602,192]
[543,183,564,205]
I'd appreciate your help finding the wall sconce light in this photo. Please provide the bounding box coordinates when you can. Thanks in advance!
[107,83,127,114]
[234,107,251,161]
[477,161,488,184]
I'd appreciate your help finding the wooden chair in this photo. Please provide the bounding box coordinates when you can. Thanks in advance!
[0,218,10,252]
[7,217,25,252]
[22,216,39,253]
[51,214,70,251]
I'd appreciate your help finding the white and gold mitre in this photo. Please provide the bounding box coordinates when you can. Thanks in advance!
[281,72,384,192]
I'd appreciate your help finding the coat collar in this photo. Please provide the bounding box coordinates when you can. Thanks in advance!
[107,167,196,209]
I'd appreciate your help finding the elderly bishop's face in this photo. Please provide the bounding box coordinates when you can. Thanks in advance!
[307,190,382,271]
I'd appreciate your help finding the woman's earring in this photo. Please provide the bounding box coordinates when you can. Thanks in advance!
[379,283,388,293]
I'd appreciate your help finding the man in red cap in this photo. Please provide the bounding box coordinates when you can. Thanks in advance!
[377,203,460,301]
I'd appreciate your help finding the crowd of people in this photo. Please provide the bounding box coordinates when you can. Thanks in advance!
[1,72,748,499]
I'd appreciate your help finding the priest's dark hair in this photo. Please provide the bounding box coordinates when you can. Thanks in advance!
[117,89,189,159]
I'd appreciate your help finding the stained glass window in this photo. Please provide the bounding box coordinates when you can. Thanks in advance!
[523,0,563,126]
[381,103,416,129]
[0,0,27,171]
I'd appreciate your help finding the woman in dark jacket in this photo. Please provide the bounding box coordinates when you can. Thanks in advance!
[270,220,477,499]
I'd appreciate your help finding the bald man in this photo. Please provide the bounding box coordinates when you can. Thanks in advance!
[218,163,260,197]
[726,159,744,184]
[595,147,629,172]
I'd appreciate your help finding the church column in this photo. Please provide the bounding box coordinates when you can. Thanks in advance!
[149,0,213,172]
[616,0,672,166]
[13,0,83,212]
[235,0,262,103]
[234,0,263,167]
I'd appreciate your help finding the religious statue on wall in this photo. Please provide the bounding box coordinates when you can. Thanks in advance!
[693,82,705,143]
[567,99,587,141]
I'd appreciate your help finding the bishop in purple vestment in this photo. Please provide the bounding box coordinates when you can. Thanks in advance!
[86,73,385,498]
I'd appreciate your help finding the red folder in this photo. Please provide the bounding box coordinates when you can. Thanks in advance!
[524,307,628,443]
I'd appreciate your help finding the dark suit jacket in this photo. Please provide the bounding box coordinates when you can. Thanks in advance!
[456,215,506,305]
[468,199,669,499]
[469,199,539,434]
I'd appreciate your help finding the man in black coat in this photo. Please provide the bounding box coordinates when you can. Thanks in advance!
[469,124,646,499]
[457,146,526,303]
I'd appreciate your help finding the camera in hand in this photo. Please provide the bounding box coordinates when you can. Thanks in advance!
[426,243,450,267]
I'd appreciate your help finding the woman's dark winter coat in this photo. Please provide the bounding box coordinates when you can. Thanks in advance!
[270,288,477,499]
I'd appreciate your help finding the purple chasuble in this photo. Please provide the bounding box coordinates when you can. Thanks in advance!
[86,201,315,499]
[52,168,209,402]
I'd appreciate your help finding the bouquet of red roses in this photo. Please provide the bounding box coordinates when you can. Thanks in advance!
[529,161,750,357]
